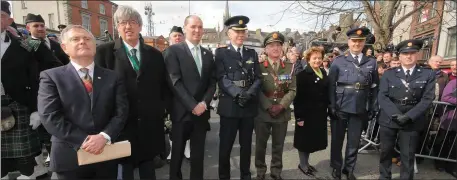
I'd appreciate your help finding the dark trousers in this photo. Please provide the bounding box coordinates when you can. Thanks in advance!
[219,117,254,180]
[1,156,37,177]
[379,126,418,180]
[122,160,156,180]
[169,119,208,180]
[330,112,364,173]
[37,126,52,154]
[55,160,117,179]
[254,121,288,177]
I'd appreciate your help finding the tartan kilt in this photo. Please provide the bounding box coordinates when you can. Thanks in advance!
[1,94,41,158]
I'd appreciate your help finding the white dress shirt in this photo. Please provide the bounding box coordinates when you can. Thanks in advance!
[231,44,244,57]
[1,31,11,60]
[70,60,111,144]
[186,39,202,68]
[402,65,416,76]
[350,51,363,64]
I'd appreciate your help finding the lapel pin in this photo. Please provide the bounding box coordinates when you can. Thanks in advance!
[97,77,101,79]
[418,69,421,72]
[316,77,320,80]
[228,46,231,50]
[203,51,206,55]
[397,69,401,72]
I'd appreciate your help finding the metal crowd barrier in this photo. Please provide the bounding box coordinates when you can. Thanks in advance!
[394,101,457,173]
[358,117,380,153]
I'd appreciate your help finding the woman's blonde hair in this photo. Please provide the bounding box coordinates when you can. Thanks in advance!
[304,47,324,62]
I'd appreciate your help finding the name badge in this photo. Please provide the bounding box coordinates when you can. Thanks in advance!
[366,66,373,68]
[415,81,426,84]
[262,73,268,76]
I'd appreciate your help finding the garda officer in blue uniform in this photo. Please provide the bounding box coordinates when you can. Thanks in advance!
[378,39,435,180]
[215,15,262,180]
[328,27,379,180]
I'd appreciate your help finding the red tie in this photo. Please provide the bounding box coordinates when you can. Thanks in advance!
[80,68,92,93]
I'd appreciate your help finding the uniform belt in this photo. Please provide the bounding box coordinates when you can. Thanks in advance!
[390,98,418,106]
[233,80,247,87]
[264,91,285,99]
[337,82,369,90]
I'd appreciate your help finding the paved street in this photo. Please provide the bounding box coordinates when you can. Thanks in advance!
[5,111,455,180]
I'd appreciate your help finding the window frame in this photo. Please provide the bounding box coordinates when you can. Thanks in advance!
[81,13,91,31]
[48,13,54,30]
[81,0,88,9]
[99,4,105,15]
[445,26,457,58]
[99,18,108,35]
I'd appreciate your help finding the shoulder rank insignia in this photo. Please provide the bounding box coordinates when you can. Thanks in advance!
[246,59,254,64]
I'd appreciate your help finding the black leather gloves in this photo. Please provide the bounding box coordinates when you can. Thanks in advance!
[391,114,411,126]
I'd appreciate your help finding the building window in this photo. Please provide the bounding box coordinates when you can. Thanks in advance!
[81,13,91,31]
[450,0,457,10]
[81,0,88,9]
[418,7,430,23]
[445,26,456,58]
[21,0,26,9]
[100,19,108,35]
[48,13,54,30]
[23,16,27,24]
[99,4,105,15]
[430,1,437,18]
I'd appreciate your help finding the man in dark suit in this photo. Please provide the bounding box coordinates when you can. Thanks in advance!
[37,25,128,179]
[215,15,262,180]
[25,13,70,65]
[163,15,217,180]
[95,5,170,180]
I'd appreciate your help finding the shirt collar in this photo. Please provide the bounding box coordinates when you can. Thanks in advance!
[71,60,95,74]
[122,39,140,51]
[231,44,244,51]
[402,65,416,74]
[350,51,362,60]
[186,39,200,50]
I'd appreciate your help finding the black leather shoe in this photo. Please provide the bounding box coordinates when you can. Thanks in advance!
[308,165,318,172]
[298,165,315,177]
[342,170,357,180]
[332,168,341,180]
[256,174,265,180]
[270,175,283,180]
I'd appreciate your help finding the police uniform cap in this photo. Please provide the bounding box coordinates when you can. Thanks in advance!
[170,26,183,35]
[25,13,45,24]
[58,24,67,29]
[1,1,11,15]
[224,15,249,31]
[346,27,370,40]
[395,39,423,53]
[263,32,285,47]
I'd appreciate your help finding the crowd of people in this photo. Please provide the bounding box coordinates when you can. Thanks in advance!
[1,1,456,180]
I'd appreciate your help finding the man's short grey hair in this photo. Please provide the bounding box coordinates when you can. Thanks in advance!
[60,25,95,43]
[428,55,443,62]
[114,5,143,27]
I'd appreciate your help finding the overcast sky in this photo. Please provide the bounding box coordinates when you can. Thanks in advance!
[114,1,338,37]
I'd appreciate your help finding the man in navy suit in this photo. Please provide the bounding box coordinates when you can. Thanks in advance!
[37,25,128,179]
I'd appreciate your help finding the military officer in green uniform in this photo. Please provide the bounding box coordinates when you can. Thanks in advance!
[255,32,296,180]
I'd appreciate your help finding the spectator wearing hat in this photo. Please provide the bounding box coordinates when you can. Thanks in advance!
[47,33,58,42]
[25,13,69,65]
[1,1,61,179]
[378,39,435,180]
[57,24,66,32]
[168,26,184,45]
[255,32,296,180]
[328,27,379,180]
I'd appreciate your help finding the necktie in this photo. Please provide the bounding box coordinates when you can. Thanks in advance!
[129,49,140,72]
[406,69,411,80]
[354,55,359,65]
[80,68,93,93]
[193,46,202,75]
[273,62,278,72]
[237,47,242,58]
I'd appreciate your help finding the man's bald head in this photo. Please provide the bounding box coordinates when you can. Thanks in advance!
[183,15,203,44]
[184,15,202,26]
[428,55,443,70]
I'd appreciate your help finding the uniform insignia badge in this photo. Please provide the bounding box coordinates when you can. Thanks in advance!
[397,69,401,72]
[262,73,268,75]
[98,77,101,79]
[203,51,206,55]
[246,59,254,64]
[407,42,413,47]
[366,66,373,68]
[239,20,243,24]
[356,30,362,35]
[272,33,278,39]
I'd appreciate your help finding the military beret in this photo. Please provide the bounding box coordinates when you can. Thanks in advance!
[395,39,423,53]
[170,26,183,35]
[1,1,10,15]
[346,27,370,40]
[25,13,45,24]
[224,15,249,31]
[58,24,67,29]
[47,33,57,38]
[263,32,285,47]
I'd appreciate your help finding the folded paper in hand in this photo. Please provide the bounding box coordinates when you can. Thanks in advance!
[77,140,131,166]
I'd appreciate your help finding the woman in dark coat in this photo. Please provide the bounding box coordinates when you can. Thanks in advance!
[293,46,329,176]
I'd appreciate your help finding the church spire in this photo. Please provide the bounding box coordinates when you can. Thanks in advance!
[223,0,230,22]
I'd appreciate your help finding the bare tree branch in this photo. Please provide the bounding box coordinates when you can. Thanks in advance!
[392,2,428,30]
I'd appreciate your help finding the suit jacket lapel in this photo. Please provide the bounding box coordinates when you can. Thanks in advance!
[114,38,137,77]
[358,55,369,66]
[138,42,148,77]
[200,48,211,80]
[242,47,250,62]
[65,64,91,106]
[91,66,106,107]
[395,68,407,80]
[408,68,422,82]
[181,42,200,79]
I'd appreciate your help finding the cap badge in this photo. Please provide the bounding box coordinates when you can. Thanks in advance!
[407,42,413,47]
[239,20,243,25]
[272,33,278,39]
[356,30,362,35]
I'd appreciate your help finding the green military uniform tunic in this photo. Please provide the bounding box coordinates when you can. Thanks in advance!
[255,57,296,178]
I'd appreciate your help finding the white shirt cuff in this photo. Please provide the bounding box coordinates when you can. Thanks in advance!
[99,132,111,144]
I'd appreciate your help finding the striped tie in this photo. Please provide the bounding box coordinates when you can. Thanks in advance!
[80,68,93,93]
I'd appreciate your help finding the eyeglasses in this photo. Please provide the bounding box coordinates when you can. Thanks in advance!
[118,20,139,27]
